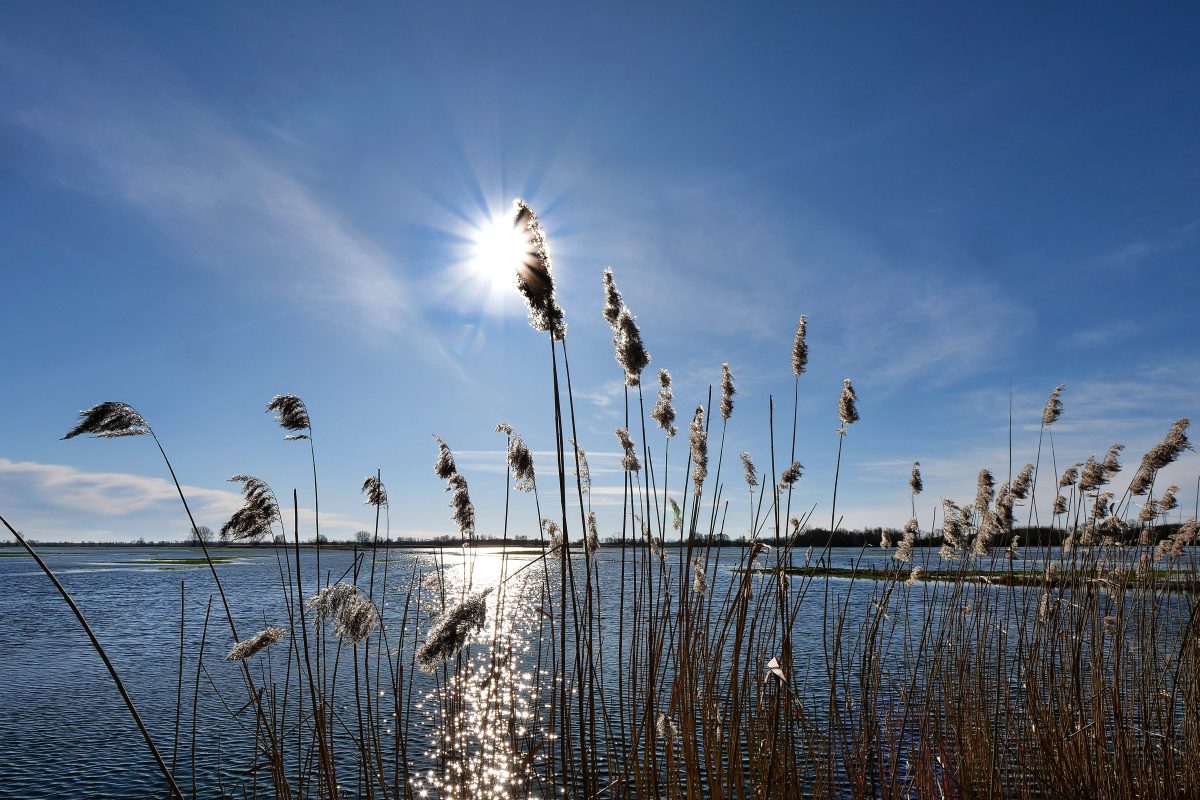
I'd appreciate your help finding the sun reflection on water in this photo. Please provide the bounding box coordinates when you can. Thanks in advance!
[413,548,551,800]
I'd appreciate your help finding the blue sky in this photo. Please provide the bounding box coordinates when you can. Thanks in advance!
[2,3,1198,542]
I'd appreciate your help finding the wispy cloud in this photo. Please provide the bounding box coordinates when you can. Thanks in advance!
[0,457,361,540]
[1090,218,1200,271]
[0,32,446,354]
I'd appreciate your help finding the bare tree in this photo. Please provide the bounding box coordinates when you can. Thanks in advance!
[189,525,215,546]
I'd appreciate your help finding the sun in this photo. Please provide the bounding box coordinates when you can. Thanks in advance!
[467,211,529,295]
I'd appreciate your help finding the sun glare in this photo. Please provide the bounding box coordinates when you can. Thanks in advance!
[468,212,527,295]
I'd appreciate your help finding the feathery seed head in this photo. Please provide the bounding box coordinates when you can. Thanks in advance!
[601,267,624,328]
[689,406,709,495]
[1053,494,1069,516]
[1011,464,1035,500]
[570,438,591,494]
[975,469,996,514]
[909,462,923,495]
[651,369,677,437]
[740,452,758,488]
[1078,456,1105,492]
[720,363,735,421]
[585,512,599,554]
[221,475,280,542]
[1102,444,1125,477]
[494,422,513,435]
[306,583,358,625]
[511,199,566,339]
[1160,485,1180,512]
[446,473,476,540]
[507,432,536,492]
[613,307,650,386]
[838,379,860,426]
[779,460,804,490]
[906,565,923,587]
[1042,384,1066,426]
[792,315,809,377]
[266,395,310,439]
[63,402,151,440]
[615,427,641,473]
[361,475,388,508]
[692,556,708,595]
[1059,465,1079,489]
[432,435,457,479]
[669,498,682,531]
[333,593,381,643]
[226,627,286,662]
[416,589,492,671]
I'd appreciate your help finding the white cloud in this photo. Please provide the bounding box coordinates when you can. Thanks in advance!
[0,457,361,540]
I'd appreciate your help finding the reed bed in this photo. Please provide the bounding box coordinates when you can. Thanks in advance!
[5,200,1199,799]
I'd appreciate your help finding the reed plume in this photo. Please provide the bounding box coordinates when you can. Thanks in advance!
[779,460,803,490]
[720,363,735,421]
[361,475,387,508]
[62,401,151,439]
[740,452,758,488]
[306,584,358,625]
[975,469,995,515]
[612,308,650,386]
[226,627,286,662]
[1053,495,1069,515]
[446,474,476,540]
[432,434,457,479]
[570,438,592,494]
[689,405,708,496]
[1160,484,1180,512]
[905,565,924,587]
[692,556,708,595]
[669,498,682,532]
[1059,464,1079,489]
[651,369,678,437]
[1103,443,1125,476]
[1011,463,1034,499]
[1042,384,1066,426]
[656,713,678,742]
[1130,419,1192,496]
[1078,456,1105,491]
[838,379,859,426]
[507,432,537,492]
[266,395,311,440]
[615,427,641,473]
[416,589,492,671]
[601,267,624,327]
[909,462,923,495]
[585,512,599,554]
[332,594,380,644]
[512,199,566,339]
[939,500,966,561]
[791,315,808,377]
[220,475,280,542]
[895,518,918,563]
[494,422,513,435]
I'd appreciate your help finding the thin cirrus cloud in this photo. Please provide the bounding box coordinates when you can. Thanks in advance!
[1,35,443,352]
